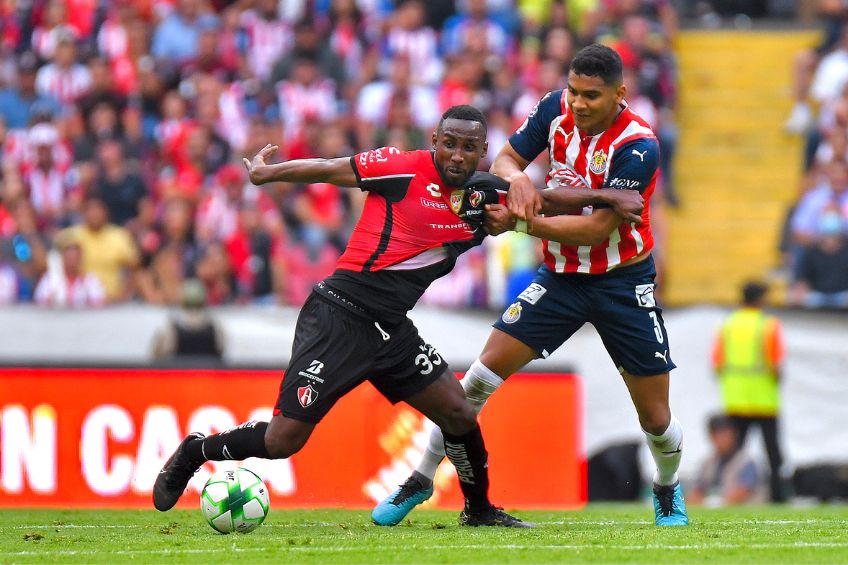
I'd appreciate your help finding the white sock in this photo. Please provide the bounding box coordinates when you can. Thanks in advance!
[644,414,683,486]
[414,360,504,481]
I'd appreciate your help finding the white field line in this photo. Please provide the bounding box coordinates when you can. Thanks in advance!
[4,518,840,530]
[4,541,848,557]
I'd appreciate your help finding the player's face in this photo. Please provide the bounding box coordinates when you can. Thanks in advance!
[432,118,488,187]
[566,71,626,136]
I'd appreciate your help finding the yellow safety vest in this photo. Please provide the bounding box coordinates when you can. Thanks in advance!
[717,309,780,416]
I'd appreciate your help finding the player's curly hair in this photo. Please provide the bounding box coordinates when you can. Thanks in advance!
[439,105,487,136]
[571,44,623,86]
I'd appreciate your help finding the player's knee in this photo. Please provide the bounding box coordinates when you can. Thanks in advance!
[640,410,671,436]
[434,402,477,436]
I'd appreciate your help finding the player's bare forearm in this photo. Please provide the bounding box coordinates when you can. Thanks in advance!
[527,209,621,246]
[541,188,644,224]
[491,143,540,220]
[243,144,357,187]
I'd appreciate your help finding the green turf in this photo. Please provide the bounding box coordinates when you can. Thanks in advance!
[1,505,847,563]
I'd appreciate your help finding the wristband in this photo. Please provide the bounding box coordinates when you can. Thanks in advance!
[514,219,528,233]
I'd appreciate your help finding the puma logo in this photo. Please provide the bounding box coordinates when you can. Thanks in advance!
[655,350,668,363]
[632,149,647,162]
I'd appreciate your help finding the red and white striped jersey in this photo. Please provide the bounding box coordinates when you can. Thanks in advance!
[509,90,660,274]
[275,79,338,141]
[240,10,292,81]
[34,63,92,107]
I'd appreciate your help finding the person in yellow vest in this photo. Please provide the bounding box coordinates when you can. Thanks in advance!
[712,281,786,502]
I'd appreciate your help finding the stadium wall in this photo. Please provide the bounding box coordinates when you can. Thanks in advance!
[0,305,845,504]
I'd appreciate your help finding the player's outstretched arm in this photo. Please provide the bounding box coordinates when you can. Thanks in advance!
[526,208,622,246]
[541,188,644,224]
[490,142,541,221]
[243,144,358,187]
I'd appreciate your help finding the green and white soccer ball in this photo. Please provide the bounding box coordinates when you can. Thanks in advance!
[200,468,270,534]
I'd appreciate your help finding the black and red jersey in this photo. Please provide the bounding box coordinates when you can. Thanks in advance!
[323,147,485,325]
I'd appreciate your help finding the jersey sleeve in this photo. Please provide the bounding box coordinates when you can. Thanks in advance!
[508,90,563,162]
[350,146,415,201]
[604,137,660,194]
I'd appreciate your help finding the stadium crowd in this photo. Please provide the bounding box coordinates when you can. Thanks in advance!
[783,0,848,309]
[0,0,678,308]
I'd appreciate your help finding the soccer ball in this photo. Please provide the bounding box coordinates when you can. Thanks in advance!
[200,468,270,534]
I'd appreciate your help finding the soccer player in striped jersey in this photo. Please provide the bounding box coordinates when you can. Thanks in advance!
[373,44,689,527]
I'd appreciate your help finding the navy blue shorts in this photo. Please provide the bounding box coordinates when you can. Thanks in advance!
[493,257,676,377]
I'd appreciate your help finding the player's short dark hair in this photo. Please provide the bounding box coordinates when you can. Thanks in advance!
[570,44,623,86]
[742,281,768,306]
[439,105,487,137]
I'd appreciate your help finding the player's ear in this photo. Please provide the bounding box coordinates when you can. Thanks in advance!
[481,141,488,158]
[431,130,438,149]
[616,83,627,104]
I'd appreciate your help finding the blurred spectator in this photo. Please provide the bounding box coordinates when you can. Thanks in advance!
[145,198,200,305]
[442,0,512,59]
[788,159,848,266]
[240,0,293,82]
[688,414,766,506]
[355,55,438,149]
[268,19,345,89]
[381,0,442,85]
[34,230,105,307]
[56,195,140,303]
[789,207,848,308]
[226,203,280,304]
[0,178,48,302]
[712,281,786,502]
[152,278,225,362]
[93,140,148,226]
[0,51,60,130]
[34,33,92,109]
[30,0,79,60]
[23,122,76,228]
[275,56,339,146]
[76,57,127,124]
[151,0,218,66]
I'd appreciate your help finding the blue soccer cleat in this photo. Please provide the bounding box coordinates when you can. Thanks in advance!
[371,474,434,526]
[653,481,689,526]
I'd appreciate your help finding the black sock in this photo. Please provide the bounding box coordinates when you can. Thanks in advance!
[442,425,490,513]
[186,421,270,462]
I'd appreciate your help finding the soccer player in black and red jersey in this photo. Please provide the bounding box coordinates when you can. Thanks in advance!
[152,105,531,526]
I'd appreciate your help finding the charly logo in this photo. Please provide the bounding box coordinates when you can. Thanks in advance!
[449,190,464,214]
[589,149,608,174]
[502,302,522,324]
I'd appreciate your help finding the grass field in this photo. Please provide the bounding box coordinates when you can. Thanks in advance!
[2,504,847,563]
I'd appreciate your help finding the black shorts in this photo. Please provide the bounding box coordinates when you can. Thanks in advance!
[275,286,449,423]
[492,256,676,377]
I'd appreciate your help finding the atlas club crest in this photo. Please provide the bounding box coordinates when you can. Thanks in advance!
[297,385,318,408]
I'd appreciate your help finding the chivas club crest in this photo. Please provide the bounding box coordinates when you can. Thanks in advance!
[501,302,522,324]
[449,190,465,214]
[297,385,318,408]
[589,149,608,174]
